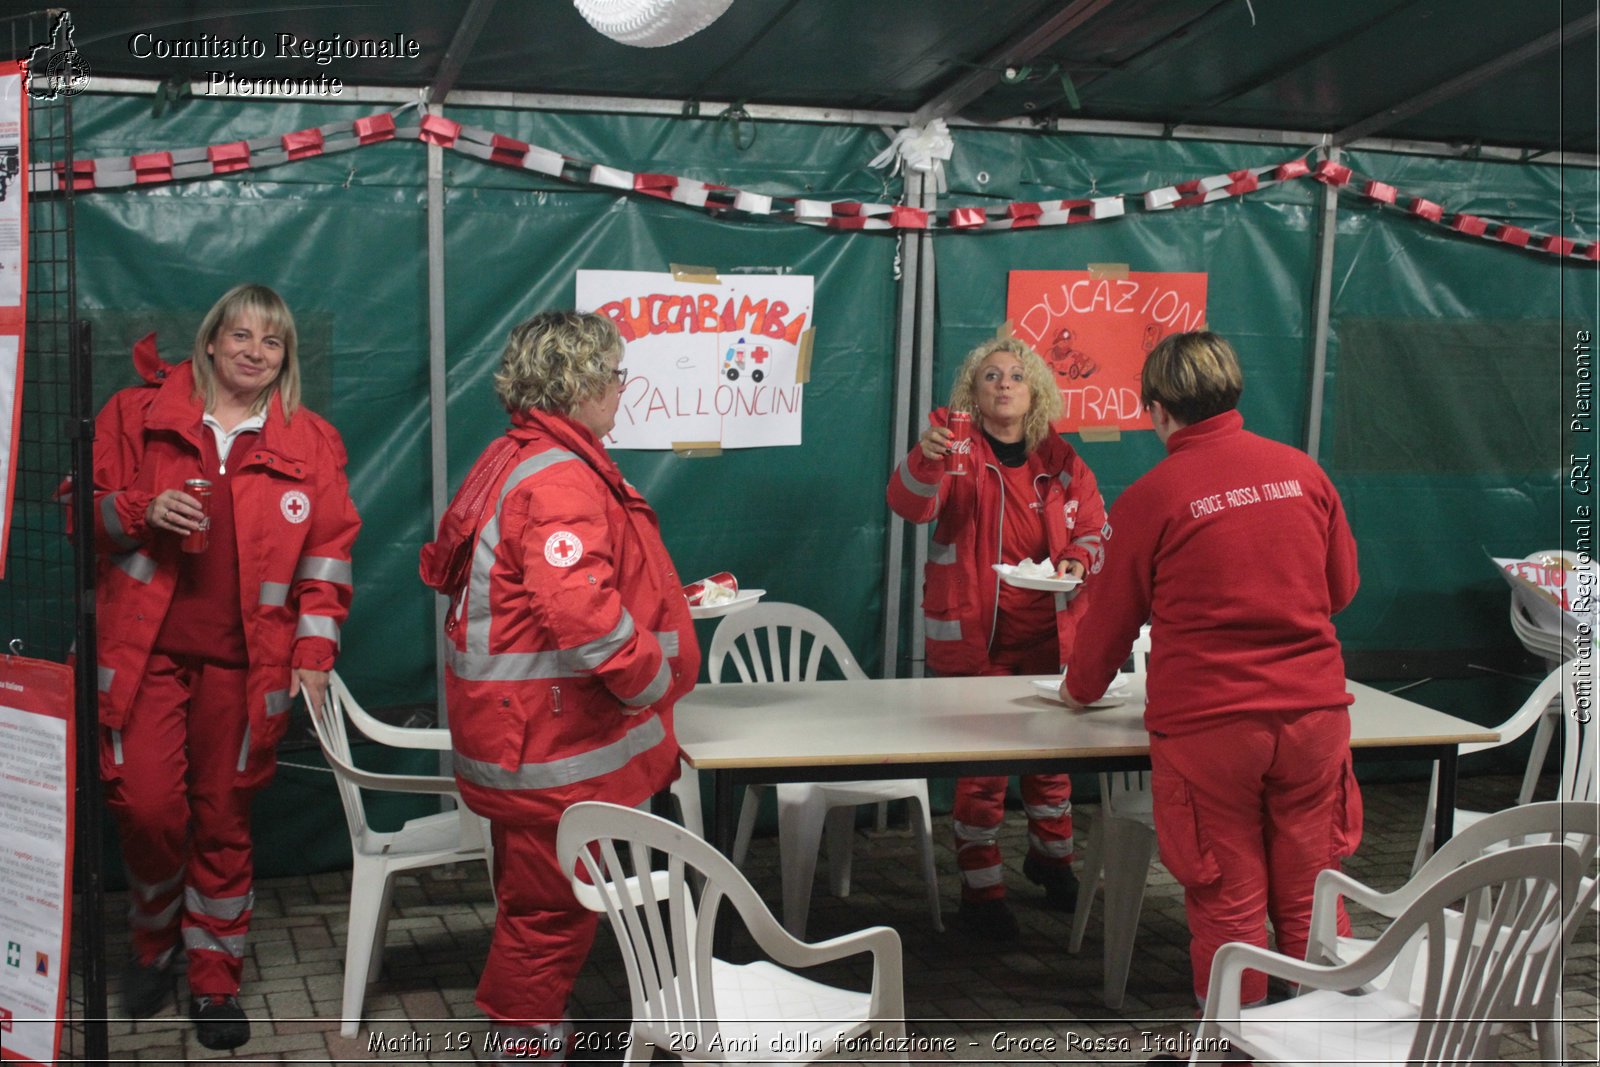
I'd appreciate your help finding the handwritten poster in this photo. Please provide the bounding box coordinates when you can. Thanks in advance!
[0,656,74,1067]
[1006,270,1207,432]
[577,271,813,450]
[1496,551,1596,639]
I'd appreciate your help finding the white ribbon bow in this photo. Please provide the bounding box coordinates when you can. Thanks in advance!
[869,119,954,191]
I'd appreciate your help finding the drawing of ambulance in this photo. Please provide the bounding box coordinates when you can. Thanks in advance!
[722,337,772,382]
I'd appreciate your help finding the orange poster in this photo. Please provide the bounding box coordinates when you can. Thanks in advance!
[1006,270,1207,432]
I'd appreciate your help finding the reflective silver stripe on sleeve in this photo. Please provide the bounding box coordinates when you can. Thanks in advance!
[924,616,962,642]
[114,551,158,584]
[577,611,636,669]
[100,492,140,550]
[1054,592,1069,612]
[184,887,255,921]
[265,690,293,716]
[928,540,957,566]
[1074,532,1105,568]
[295,614,341,643]
[98,665,115,692]
[236,724,251,772]
[111,729,123,765]
[1057,471,1075,492]
[654,631,679,657]
[897,460,940,498]
[620,659,671,708]
[456,714,667,792]
[465,450,583,656]
[182,927,247,958]
[293,556,353,586]
[259,582,290,607]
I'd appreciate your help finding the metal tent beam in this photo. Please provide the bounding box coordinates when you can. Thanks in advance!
[1333,11,1599,147]
[428,0,498,103]
[913,0,1118,124]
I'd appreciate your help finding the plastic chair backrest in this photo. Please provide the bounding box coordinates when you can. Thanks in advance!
[313,673,461,845]
[708,602,867,684]
[555,800,903,1052]
[1369,843,1578,1063]
[1462,662,1570,758]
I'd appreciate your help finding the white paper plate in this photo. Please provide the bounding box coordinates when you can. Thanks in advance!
[993,563,1083,593]
[689,589,765,620]
[1030,677,1131,709]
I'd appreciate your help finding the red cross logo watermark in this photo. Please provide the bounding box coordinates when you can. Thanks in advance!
[280,490,311,524]
[544,530,584,568]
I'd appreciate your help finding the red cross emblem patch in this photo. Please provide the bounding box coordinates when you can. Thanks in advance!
[544,530,583,567]
[280,490,311,524]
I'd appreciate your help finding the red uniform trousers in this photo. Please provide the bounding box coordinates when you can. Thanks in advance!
[950,643,1074,902]
[100,653,265,995]
[478,818,597,1025]
[1149,708,1361,1004]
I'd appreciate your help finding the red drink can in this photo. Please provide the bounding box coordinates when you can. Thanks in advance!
[181,478,212,554]
[683,571,738,606]
[946,410,973,476]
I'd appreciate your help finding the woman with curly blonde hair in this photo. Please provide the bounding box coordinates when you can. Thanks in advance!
[887,334,1108,939]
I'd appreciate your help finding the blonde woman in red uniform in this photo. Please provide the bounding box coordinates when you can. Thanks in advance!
[1063,330,1361,1007]
[887,336,1108,939]
[93,284,360,1049]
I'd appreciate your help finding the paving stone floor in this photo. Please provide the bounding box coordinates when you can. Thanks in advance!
[75,773,1597,1063]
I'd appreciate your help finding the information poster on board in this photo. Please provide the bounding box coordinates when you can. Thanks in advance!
[0,656,74,1067]
[577,270,813,450]
[1006,269,1207,433]
[0,72,27,577]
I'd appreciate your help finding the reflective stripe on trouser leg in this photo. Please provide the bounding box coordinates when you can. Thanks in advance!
[101,653,197,968]
[1022,773,1074,861]
[478,819,598,1024]
[952,775,1010,901]
[180,660,259,996]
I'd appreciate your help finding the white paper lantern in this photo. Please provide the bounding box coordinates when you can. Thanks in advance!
[573,0,736,47]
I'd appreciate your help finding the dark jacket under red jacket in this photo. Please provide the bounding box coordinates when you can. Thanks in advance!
[1066,410,1359,732]
[92,359,360,753]
[432,407,700,827]
[887,406,1109,675]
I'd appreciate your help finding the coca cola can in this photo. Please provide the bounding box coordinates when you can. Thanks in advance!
[946,409,973,476]
[181,478,212,554]
[683,571,738,606]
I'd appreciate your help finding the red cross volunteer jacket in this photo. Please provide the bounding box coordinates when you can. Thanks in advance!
[92,358,361,751]
[887,406,1109,675]
[423,407,700,826]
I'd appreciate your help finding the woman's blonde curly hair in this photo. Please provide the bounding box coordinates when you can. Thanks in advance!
[494,311,623,415]
[948,336,1063,451]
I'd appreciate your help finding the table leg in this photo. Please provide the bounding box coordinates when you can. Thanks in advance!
[1434,746,1459,855]
[711,770,739,957]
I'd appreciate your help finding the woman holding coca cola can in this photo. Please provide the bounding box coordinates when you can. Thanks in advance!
[886,335,1108,940]
[90,284,360,1049]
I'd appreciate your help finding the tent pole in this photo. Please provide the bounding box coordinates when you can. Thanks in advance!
[909,174,938,678]
[426,116,451,746]
[882,169,922,678]
[1305,145,1340,460]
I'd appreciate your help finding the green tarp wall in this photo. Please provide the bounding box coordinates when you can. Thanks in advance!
[58,93,1596,875]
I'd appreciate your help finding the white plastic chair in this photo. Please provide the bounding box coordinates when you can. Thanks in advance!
[1412,663,1575,872]
[312,672,492,1038]
[1509,582,1573,804]
[1068,624,1153,1008]
[1193,841,1583,1067]
[709,602,942,939]
[1308,800,1599,1062]
[556,801,907,1063]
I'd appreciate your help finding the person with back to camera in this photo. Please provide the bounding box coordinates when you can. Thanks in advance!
[1060,330,1363,1008]
[887,335,1109,940]
[420,311,699,1060]
[92,284,360,1050]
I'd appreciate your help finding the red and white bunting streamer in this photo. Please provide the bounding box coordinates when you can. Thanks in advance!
[30,108,1598,262]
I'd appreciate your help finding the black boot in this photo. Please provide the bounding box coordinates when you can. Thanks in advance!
[120,955,173,1018]
[191,994,250,1050]
[1023,853,1080,911]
